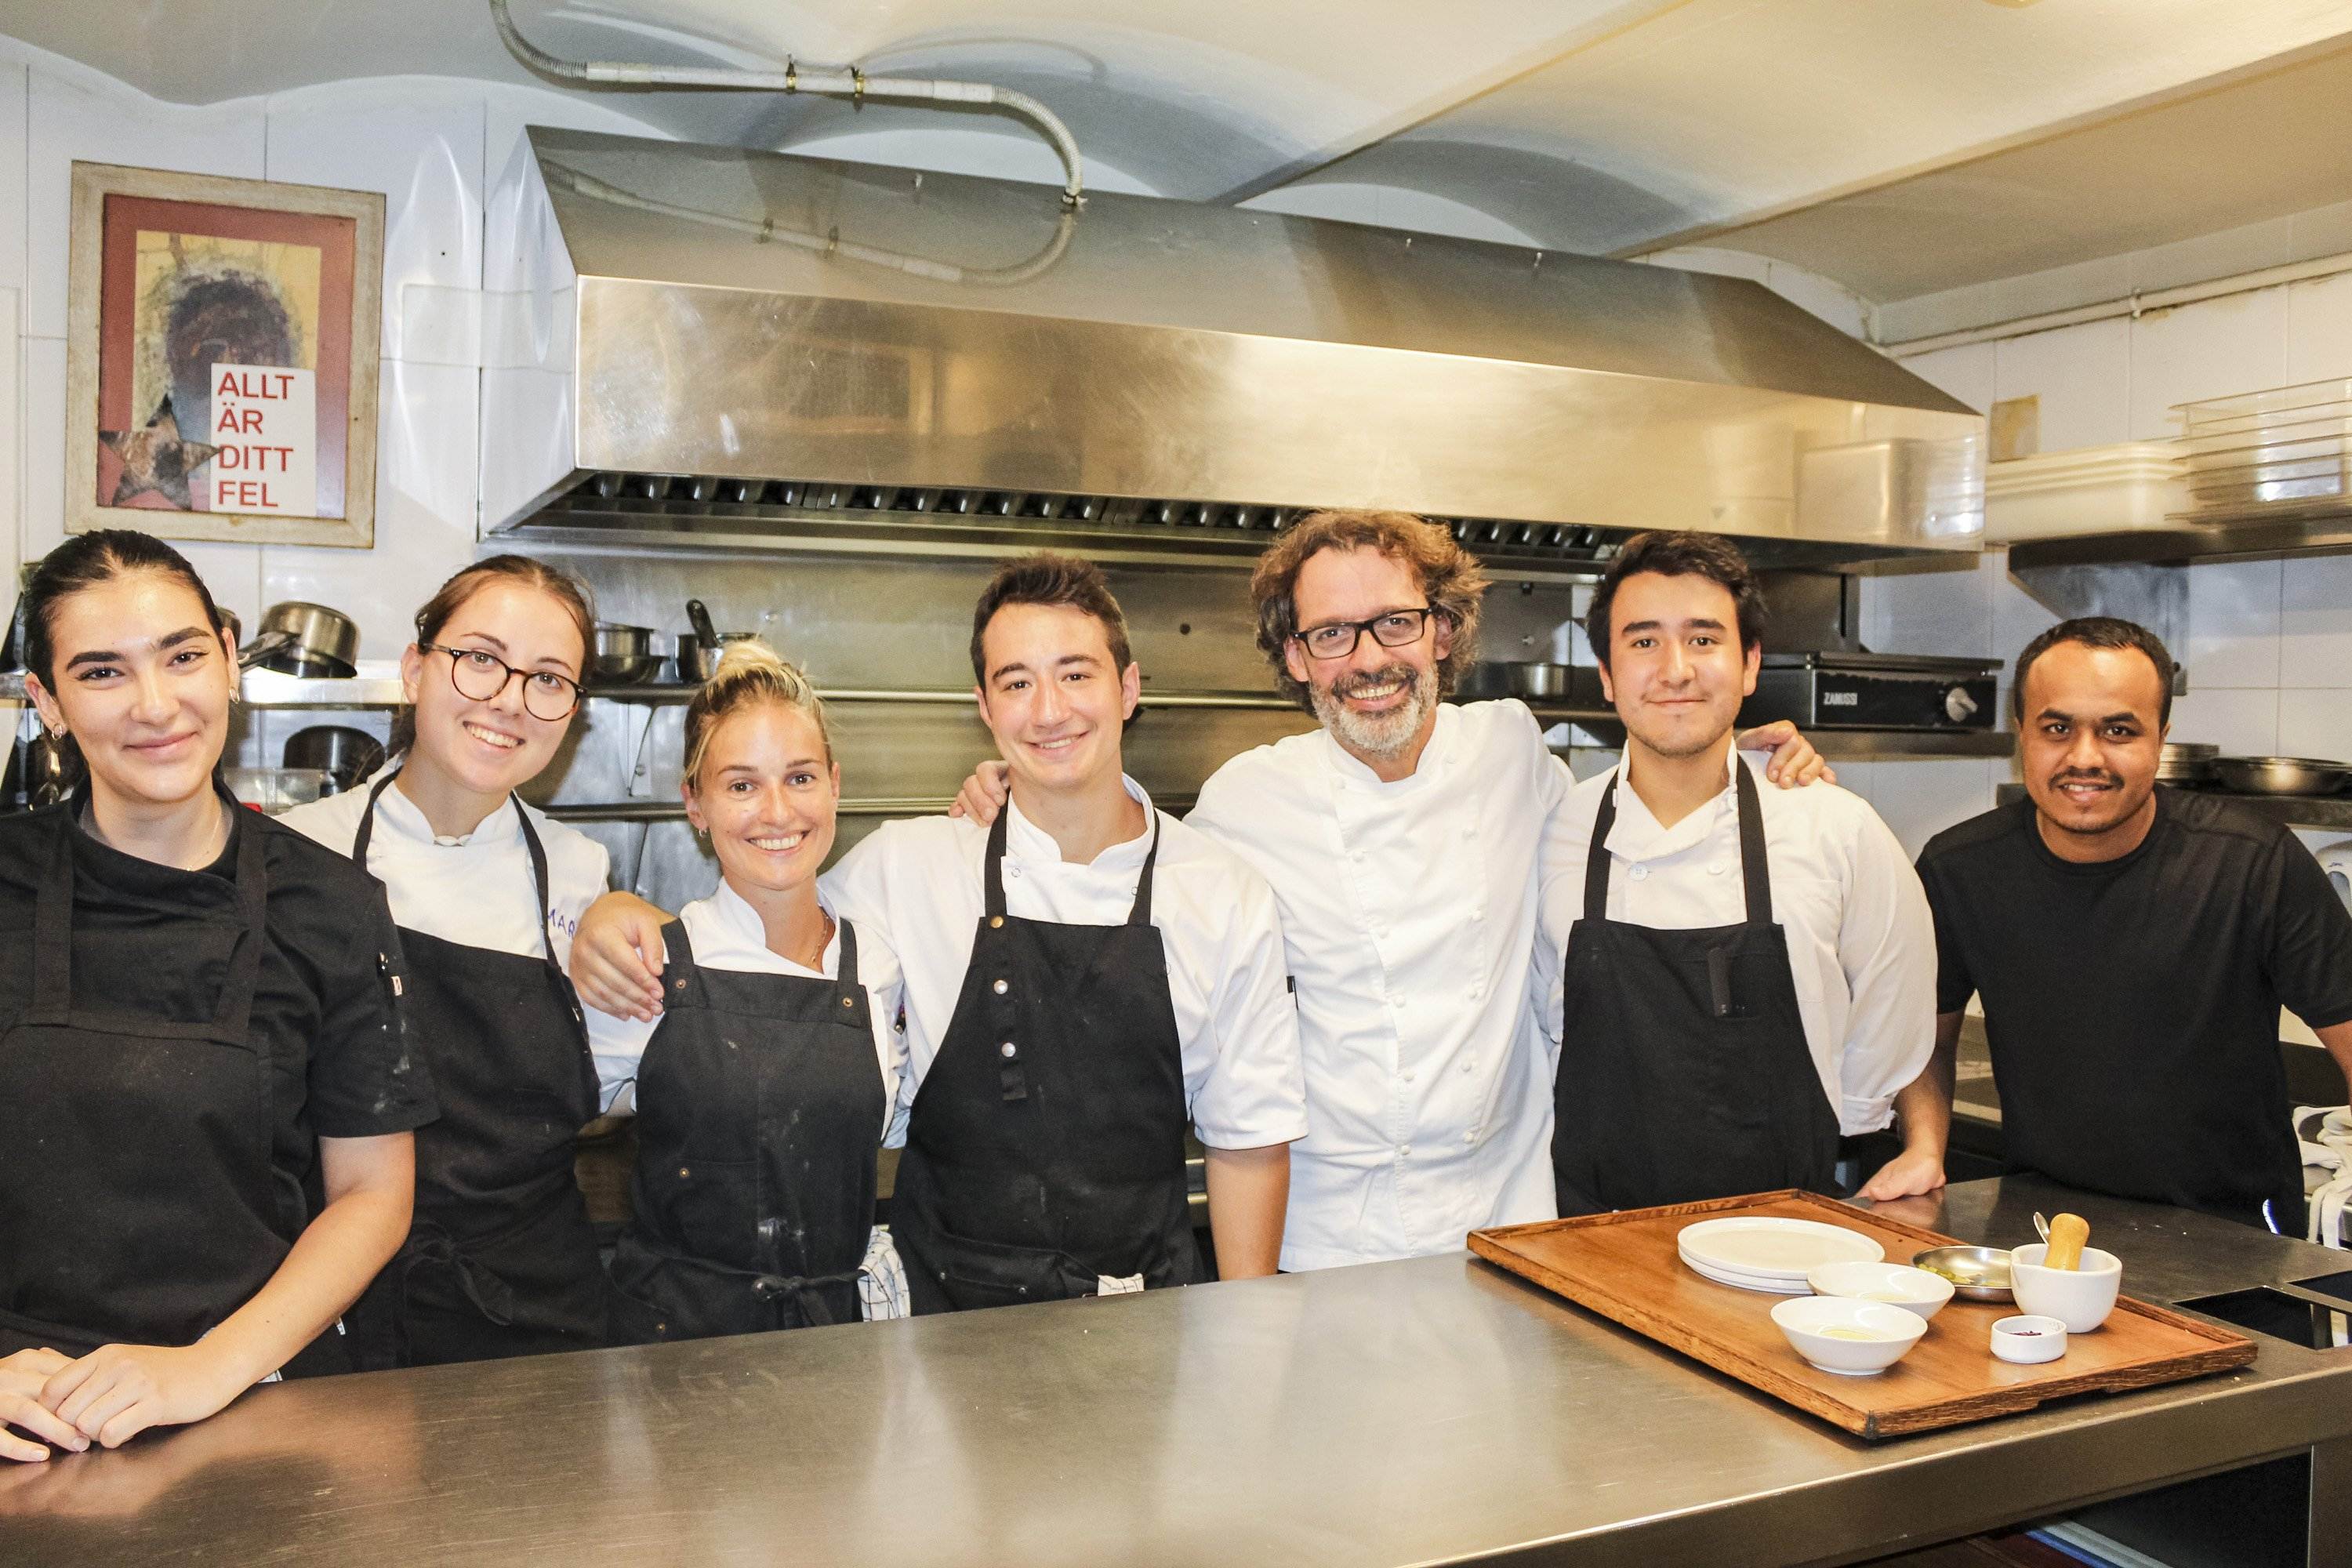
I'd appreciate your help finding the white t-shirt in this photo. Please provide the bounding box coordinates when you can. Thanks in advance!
[279,765,609,975]
[1534,753,1938,1134]
[820,778,1310,1152]
[580,880,909,1120]
[1185,700,1570,1271]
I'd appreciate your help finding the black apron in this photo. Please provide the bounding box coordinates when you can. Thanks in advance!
[1552,760,1840,1216]
[345,774,605,1367]
[0,800,344,1374]
[891,808,1202,1313]
[607,916,885,1341]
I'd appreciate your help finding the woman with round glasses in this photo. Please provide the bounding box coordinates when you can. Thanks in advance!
[280,556,613,1367]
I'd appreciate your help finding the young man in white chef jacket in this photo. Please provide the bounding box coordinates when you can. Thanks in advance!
[959,510,1831,1270]
[1533,529,1940,1211]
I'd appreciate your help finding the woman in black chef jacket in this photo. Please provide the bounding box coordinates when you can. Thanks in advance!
[0,530,430,1464]
[280,557,613,1367]
[586,640,909,1340]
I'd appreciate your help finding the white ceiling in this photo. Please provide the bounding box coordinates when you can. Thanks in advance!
[9,0,2352,307]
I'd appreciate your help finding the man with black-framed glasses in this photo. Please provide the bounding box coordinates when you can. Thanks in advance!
[947,511,1831,1269]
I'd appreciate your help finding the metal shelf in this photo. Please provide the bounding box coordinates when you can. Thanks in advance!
[586,683,1305,712]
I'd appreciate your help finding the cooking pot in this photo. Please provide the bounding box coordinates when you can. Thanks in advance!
[681,631,761,683]
[2209,756,2352,796]
[283,725,386,795]
[251,601,359,678]
[2156,742,2220,785]
[591,621,665,685]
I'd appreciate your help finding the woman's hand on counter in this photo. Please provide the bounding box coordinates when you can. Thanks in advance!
[1734,720,1835,787]
[39,1343,244,1452]
[2,1348,85,1463]
[572,891,673,1020]
[946,761,1011,825]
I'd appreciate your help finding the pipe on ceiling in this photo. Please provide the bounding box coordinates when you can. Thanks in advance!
[489,0,1087,208]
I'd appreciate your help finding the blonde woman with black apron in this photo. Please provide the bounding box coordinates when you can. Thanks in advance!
[586,640,909,1340]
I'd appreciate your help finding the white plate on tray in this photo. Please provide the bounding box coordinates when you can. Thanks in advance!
[1677,1217,1883,1282]
[1679,1252,1818,1294]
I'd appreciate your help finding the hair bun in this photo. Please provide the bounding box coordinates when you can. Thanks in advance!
[711,636,787,677]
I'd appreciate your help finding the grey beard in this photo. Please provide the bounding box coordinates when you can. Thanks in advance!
[1312,662,1437,760]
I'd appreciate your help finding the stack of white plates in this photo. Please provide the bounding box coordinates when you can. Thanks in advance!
[1678,1217,1885,1294]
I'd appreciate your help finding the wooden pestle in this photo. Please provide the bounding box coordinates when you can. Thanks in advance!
[2045,1212,2090,1271]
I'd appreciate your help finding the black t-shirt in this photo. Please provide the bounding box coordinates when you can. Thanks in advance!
[1917,789,2352,1226]
[0,795,439,1214]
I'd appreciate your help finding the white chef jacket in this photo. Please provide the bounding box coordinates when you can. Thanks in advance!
[580,880,909,1120]
[821,778,1310,1153]
[1533,753,1937,1136]
[280,764,609,975]
[1185,700,1570,1272]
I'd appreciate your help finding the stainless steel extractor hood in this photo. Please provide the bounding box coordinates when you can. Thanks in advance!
[482,128,1985,573]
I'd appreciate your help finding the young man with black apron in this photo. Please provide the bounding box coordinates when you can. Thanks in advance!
[840,557,1307,1311]
[1538,532,1938,1215]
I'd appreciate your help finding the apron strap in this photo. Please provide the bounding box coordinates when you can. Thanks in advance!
[982,807,1011,919]
[1582,775,1620,924]
[659,918,705,1010]
[1732,757,1773,926]
[32,790,270,1043]
[1125,812,1163,928]
[834,915,862,995]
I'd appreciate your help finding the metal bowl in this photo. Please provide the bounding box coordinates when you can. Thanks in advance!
[1508,662,1574,700]
[1909,1244,2015,1303]
[591,621,665,685]
[2210,756,2352,797]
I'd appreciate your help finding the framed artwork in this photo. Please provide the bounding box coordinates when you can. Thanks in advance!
[65,162,385,549]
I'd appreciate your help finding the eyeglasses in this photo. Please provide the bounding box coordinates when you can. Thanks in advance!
[419,643,583,721]
[1291,606,1446,661]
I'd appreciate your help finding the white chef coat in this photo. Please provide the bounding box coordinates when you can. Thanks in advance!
[1185,700,1570,1272]
[580,880,909,1120]
[1533,753,1937,1135]
[821,778,1309,1153]
[280,764,608,975]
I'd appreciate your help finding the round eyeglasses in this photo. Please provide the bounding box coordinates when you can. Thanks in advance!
[1291,606,1445,661]
[419,643,583,721]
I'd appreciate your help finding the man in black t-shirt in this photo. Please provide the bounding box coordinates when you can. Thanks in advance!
[1860,616,2352,1229]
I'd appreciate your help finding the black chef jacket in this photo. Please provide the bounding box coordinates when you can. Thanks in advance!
[1918,789,2352,1227]
[0,793,440,1214]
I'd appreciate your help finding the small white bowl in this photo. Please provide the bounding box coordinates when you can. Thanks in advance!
[2011,1243,2122,1333]
[1991,1314,2069,1363]
[1770,1295,1929,1376]
[1806,1261,1957,1320]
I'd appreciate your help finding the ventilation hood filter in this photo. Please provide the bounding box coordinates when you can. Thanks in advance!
[482,128,1984,568]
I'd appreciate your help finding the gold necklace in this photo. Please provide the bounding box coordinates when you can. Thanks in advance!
[797,909,835,971]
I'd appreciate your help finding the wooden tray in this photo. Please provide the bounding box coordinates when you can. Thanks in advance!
[1469,1190,2256,1439]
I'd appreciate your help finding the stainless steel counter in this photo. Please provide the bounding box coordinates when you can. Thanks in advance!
[5,1177,2350,1567]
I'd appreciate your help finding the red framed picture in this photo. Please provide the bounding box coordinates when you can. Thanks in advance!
[66,162,384,547]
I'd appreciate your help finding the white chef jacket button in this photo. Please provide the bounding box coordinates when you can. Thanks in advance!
[1472,909,1484,922]
[1708,860,1727,876]
[1461,1057,1475,1073]
[1000,1040,1018,1059]
[993,978,1009,996]
[1388,993,1403,1009]
[1399,1144,1412,1157]
[1350,848,1365,862]
[1009,864,1022,878]
[1630,865,1649,881]
[1402,1069,1416,1083]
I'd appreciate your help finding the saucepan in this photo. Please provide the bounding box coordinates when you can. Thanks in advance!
[2210,756,2352,797]
[247,601,360,678]
[681,598,757,682]
[283,725,386,795]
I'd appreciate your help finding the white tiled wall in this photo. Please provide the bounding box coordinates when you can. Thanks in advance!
[1872,258,2352,861]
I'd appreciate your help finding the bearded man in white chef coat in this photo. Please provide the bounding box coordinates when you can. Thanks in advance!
[959,510,1830,1269]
